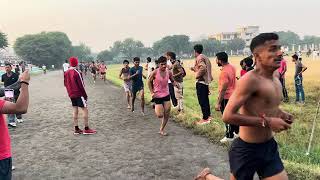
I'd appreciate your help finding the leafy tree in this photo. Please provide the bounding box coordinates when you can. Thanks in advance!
[153,35,191,56]
[301,35,320,45]
[97,49,114,62]
[109,38,145,60]
[192,39,226,56]
[0,31,8,49]
[14,31,72,67]
[275,31,301,46]
[71,43,92,61]
[226,38,246,52]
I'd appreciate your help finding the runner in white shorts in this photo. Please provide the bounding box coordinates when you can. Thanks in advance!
[119,60,132,109]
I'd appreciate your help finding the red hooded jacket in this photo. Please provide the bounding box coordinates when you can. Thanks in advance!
[64,67,88,100]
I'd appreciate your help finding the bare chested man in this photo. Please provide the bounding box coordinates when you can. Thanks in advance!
[195,33,293,180]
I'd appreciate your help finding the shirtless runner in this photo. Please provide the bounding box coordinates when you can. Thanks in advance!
[195,33,293,180]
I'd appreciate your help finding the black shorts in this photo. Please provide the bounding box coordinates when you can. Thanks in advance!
[229,138,284,180]
[0,157,12,180]
[91,70,96,74]
[132,85,144,95]
[71,97,87,107]
[101,72,106,75]
[152,95,170,105]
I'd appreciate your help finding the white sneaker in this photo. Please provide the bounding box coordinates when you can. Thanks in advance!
[8,122,17,127]
[12,166,15,170]
[141,111,145,116]
[17,119,24,123]
[220,137,234,143]
[233,132,239,138]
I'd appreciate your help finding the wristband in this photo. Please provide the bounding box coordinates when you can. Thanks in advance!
[20,81,29,85]
[260,113,267,127]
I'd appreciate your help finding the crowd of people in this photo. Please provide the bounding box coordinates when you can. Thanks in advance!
[0,32,310,180]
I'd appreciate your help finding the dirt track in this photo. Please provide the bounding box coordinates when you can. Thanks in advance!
[10,71,229,180]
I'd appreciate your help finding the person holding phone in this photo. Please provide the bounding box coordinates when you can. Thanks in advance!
[1,63,21,127]
[0,70,30,180]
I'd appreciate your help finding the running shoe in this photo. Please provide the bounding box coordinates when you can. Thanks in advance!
[83,128,97,135]
[17,119,24,123]
[220,136,234,143]
[74,129,83,135]
[8,122,17,127]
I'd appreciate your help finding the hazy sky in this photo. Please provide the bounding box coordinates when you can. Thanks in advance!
[1,0,319,52]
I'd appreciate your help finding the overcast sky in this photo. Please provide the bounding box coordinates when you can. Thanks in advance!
[1,0,319,52]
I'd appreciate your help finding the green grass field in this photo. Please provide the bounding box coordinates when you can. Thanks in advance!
[106,56,320,179]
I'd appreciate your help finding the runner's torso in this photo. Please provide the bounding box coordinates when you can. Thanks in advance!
[153,69,169,98]
[239,71,282,143]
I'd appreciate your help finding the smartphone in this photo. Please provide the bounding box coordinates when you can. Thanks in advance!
[4,89,14,102]
[4,89,14,98]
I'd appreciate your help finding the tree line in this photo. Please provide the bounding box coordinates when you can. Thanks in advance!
[0,30,319,67]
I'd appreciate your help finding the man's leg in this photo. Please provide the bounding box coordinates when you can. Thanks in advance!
[295,83,300,102]
[126,91,131,108]
[131,90,137,112]
[300,80,305,103]
[160,101,171,135]
[196,83,207,120]
[140,89,145,114]
[201,84,211,120]
[0,157,12,180]
[80,107,89,128]
[73,107,79,128]
[169,83,178,106]
[262,170,288,180]
[7,114,16,127]
[282,78,289,101]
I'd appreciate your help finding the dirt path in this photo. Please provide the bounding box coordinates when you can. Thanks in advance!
[10,71,229,180]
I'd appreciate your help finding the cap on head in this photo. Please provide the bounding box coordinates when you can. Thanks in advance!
[69,57,79,67]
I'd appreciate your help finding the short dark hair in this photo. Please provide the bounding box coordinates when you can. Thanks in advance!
[250,33,279,52]
[292,54,298,60]
[133,57,140,62]
[65,60,68,63]
[194,44,203,54]
[158,56,167,64]
[166,52,176,60]
[147,57,151,62]
[216,52,228,63]
[123,60,129,64]
[244,56,254,67]
[240,60,244,66]
[5,63,12,67]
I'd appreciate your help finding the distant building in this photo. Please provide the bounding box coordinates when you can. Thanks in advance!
[209,26,260,52]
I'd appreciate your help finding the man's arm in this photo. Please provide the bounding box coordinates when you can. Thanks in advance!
[300,63,307,74]
[1,71,30,114]
[119,69,123,80]
[222,74,292,132]
[169,71,176,86]
[147,71,156,97]
[216,81,228,107]
[75,72,88,100]
[173,65,183,77]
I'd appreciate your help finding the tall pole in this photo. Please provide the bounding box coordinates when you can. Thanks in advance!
[306,100,320,155]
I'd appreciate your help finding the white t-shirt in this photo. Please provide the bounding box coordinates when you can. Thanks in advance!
[167,60,173,83]
[63,63,69,72]
[147,62,155,78]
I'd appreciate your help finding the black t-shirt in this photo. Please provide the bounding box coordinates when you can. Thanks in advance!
[2,72,19,87]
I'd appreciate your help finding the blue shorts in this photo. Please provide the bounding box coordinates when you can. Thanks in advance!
[229,138,284,180]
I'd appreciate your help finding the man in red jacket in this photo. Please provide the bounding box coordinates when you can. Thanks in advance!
[64,57,97,135]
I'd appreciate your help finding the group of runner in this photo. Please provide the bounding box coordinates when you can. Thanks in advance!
[61,33,296,180]
[115,33,295,180]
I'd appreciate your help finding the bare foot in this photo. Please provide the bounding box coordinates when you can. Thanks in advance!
[195,168,224,180]
[127,105,131,109]
[158,131,168,136]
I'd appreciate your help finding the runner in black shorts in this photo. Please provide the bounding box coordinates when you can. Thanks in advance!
[148,56,176,136]
[129,57,146,115]
[90,61,97,83]
[195,33,293,180]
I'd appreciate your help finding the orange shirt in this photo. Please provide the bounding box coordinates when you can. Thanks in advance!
[219,64,236,99]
